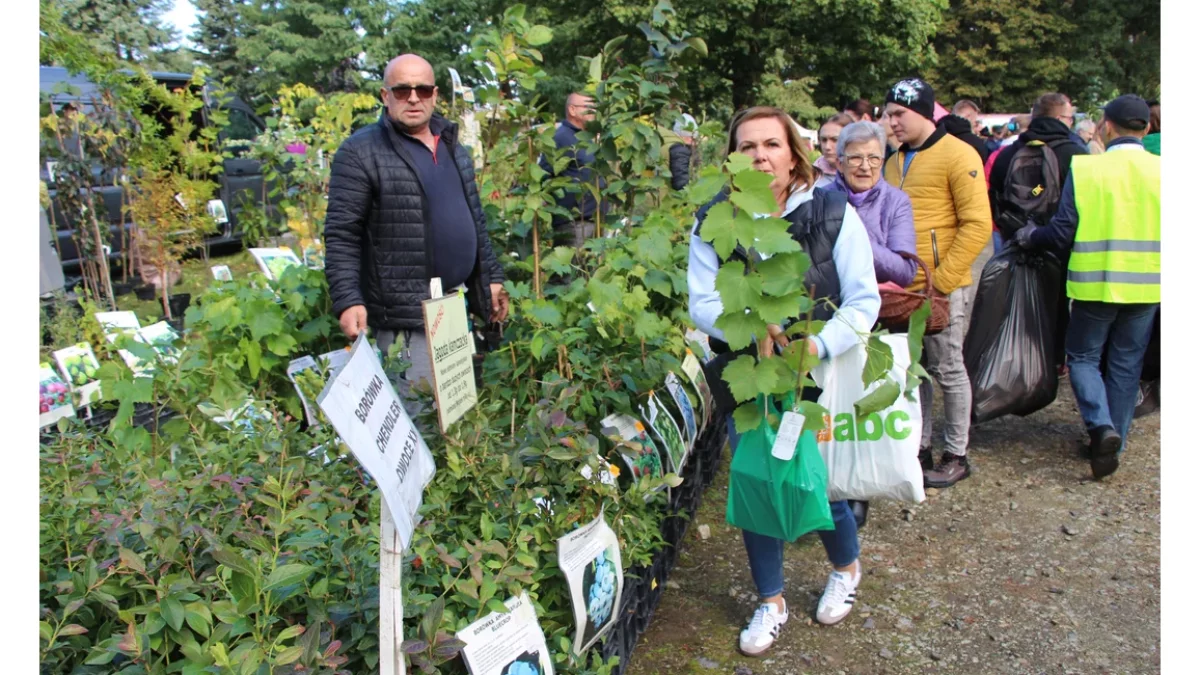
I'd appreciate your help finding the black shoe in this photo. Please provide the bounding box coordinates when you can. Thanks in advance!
[1133,380,1160,419]
[923,453,972,489]
[1088,426,1122,480]
[849,500,869,529]
[918,446,934,472]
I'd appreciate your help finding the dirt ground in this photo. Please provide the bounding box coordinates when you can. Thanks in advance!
[628,245,1161,675]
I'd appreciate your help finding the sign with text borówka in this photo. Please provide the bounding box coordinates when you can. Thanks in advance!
[317,333,436,550]
[422,292,478,432]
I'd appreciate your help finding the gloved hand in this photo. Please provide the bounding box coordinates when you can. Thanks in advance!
[1014,224,1038,249]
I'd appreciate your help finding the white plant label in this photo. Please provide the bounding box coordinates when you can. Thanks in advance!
[556,513,624,654]
[771,411,806,462]
[456,592,555,675]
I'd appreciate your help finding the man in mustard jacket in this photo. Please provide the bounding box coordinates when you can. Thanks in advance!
[1015,95,1160,480]
[883,78,991,489]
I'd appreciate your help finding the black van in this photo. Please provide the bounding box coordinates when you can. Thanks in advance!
[40,66,268,269]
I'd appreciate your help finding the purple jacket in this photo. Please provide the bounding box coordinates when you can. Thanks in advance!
[828,173,918,286]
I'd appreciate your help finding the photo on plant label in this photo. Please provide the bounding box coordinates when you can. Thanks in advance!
[39,362,75,428]
[641,392,686,473]
[249,247,303,281]
[499,652,543,675]
[681,350,713,430]
[600,414,664,481]
[580,547,618,648]
[139,322,181,362]
[53,343,100,388]
[665,372,698,449]
[211,264,233,281]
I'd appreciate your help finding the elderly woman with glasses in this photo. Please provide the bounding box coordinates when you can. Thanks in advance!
[824,121,918,287]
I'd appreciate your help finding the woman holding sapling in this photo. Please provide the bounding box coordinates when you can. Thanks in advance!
[687,106,881,656]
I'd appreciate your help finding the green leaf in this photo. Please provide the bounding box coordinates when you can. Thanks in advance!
[756,291,809,325]
[687,169,726,206]
[248,311,283,341]
[713,260,762,312]
[758,252,811,296]
[782,339,819,374]
[240,338,262,378]
[714,311,767,350]
[721,355,759,403]
[161,597,185,632]
[420,598,445,642]
[265,333,297,356]
[854,380,901,417]
[212,548,255,577]
[751,217,802,256]
[588,54,603,82]
[642,269,672,297]
[275,624,305,643]
[698,201,738,259]
[58,623,88,637]
[757,357,796,396]
[275,646,304,665]
[863,335,894,387]
[905,361,931,400]
[119,547,146,575]
[730,169,778,214]
[724,153,754,175]
[795,401,830,433]
[526,25,553,46]
[263,563,314,591]
[908,300,931,364]
[528,300,563,327]
[541,246,575,275]
[732,401,763,433]
[684,36,708,57]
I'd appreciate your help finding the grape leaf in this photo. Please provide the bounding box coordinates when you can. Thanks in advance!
[757,356,796,396]
[699,201,738,259]
[863,334,894,387]
[854,379,901,417]
[714,310,767,350]
[756,291,809,325]
[908,300,931,364]
[687,168,726,206]
[795,401,831,433]
[751,217,802,256]
[713,261,762,312]
[724,153,754,175]
[733,401,763,434]
[730,170,778,215]
[721,355,759,403]
[758,251,811,296]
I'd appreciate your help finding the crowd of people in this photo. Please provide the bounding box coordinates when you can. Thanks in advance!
[320,54,1160,658]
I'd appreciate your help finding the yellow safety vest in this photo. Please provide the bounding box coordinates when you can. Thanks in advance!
[1066,148,1161,304]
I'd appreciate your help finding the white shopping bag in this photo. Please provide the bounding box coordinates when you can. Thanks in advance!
[810,334,925,504]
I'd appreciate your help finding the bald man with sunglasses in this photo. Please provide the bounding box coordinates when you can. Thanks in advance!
[325,54,508,400]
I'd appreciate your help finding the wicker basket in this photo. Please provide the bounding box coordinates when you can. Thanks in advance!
[878,251,950,335]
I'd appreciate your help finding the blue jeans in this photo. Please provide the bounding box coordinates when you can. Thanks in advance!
[1065,301,1159,451]
[991,231,1004,259]
[726,415,859,599]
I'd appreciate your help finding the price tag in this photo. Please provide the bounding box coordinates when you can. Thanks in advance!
[771,411,806,461]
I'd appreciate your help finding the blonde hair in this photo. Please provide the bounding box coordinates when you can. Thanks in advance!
[726,106,817,193]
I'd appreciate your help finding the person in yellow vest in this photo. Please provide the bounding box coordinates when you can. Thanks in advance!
[883,78,991,489]
[1014,95,1160,480]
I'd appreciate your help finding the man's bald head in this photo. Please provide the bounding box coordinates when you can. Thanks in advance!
[565,92,595,128]
[384,54,435,85]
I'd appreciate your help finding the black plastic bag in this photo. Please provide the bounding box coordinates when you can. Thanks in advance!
[964,244,1062,424]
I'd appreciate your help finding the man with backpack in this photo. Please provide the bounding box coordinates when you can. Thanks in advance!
[988,92,1089,374]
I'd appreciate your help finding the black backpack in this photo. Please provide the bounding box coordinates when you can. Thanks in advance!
[996,139,1071,237]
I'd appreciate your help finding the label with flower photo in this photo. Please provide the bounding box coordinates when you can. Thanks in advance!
[555,513,624,655]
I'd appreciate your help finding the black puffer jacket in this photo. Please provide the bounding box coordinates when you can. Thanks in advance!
[937,114,990,163]
[668,143,692,190]
[324,111,505,331]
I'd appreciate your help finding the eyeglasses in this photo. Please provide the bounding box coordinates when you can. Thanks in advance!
[842,154,883,168]
[388,84,436,100]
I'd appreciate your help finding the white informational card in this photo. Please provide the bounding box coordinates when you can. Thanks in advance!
[287,355,320,426]
[316,333,436,551]
[664,372,698,450]
[456,592,555,675]
[211,265,233,281]
[556,513,624,655]
[771,411,806,461]
[680,351,713,431]
[197,399,274,436]
[139,321,180,363]
[52,343,103,408]
[95,311,141,333]
[600,413,665,483]
[207,199,229,224]
[640,392,686,473]
[40,362,76,428]
[422,292,478,432]
[249,247,303,281]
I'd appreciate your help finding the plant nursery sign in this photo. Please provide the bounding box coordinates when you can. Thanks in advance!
[422,292,478,432]
[556,513,624,655]
[457,592,555,675]
[317,333,436,551]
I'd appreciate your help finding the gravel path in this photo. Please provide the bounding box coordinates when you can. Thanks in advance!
[628,245,1161,675]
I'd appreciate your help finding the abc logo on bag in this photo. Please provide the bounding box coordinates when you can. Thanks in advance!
[816,411,913,444]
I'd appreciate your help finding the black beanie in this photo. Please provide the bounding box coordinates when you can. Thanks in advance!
[886,78,936,121]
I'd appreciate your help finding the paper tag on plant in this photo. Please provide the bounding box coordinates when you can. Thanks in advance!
[771,411,805,461]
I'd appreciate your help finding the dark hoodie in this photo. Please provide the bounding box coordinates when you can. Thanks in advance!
[937,114,989,163]
[988,116,1088,224]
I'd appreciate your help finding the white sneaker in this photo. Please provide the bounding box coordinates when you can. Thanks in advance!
[816,564,861,626]
[738,599,788,656]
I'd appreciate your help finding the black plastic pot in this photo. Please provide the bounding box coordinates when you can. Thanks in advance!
[135,284,157,301]
[166,294,191,330]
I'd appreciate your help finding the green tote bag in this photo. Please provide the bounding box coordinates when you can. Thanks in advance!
[726,393,834,541]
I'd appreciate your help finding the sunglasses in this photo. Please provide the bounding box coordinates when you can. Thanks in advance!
[388,84,436,100]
